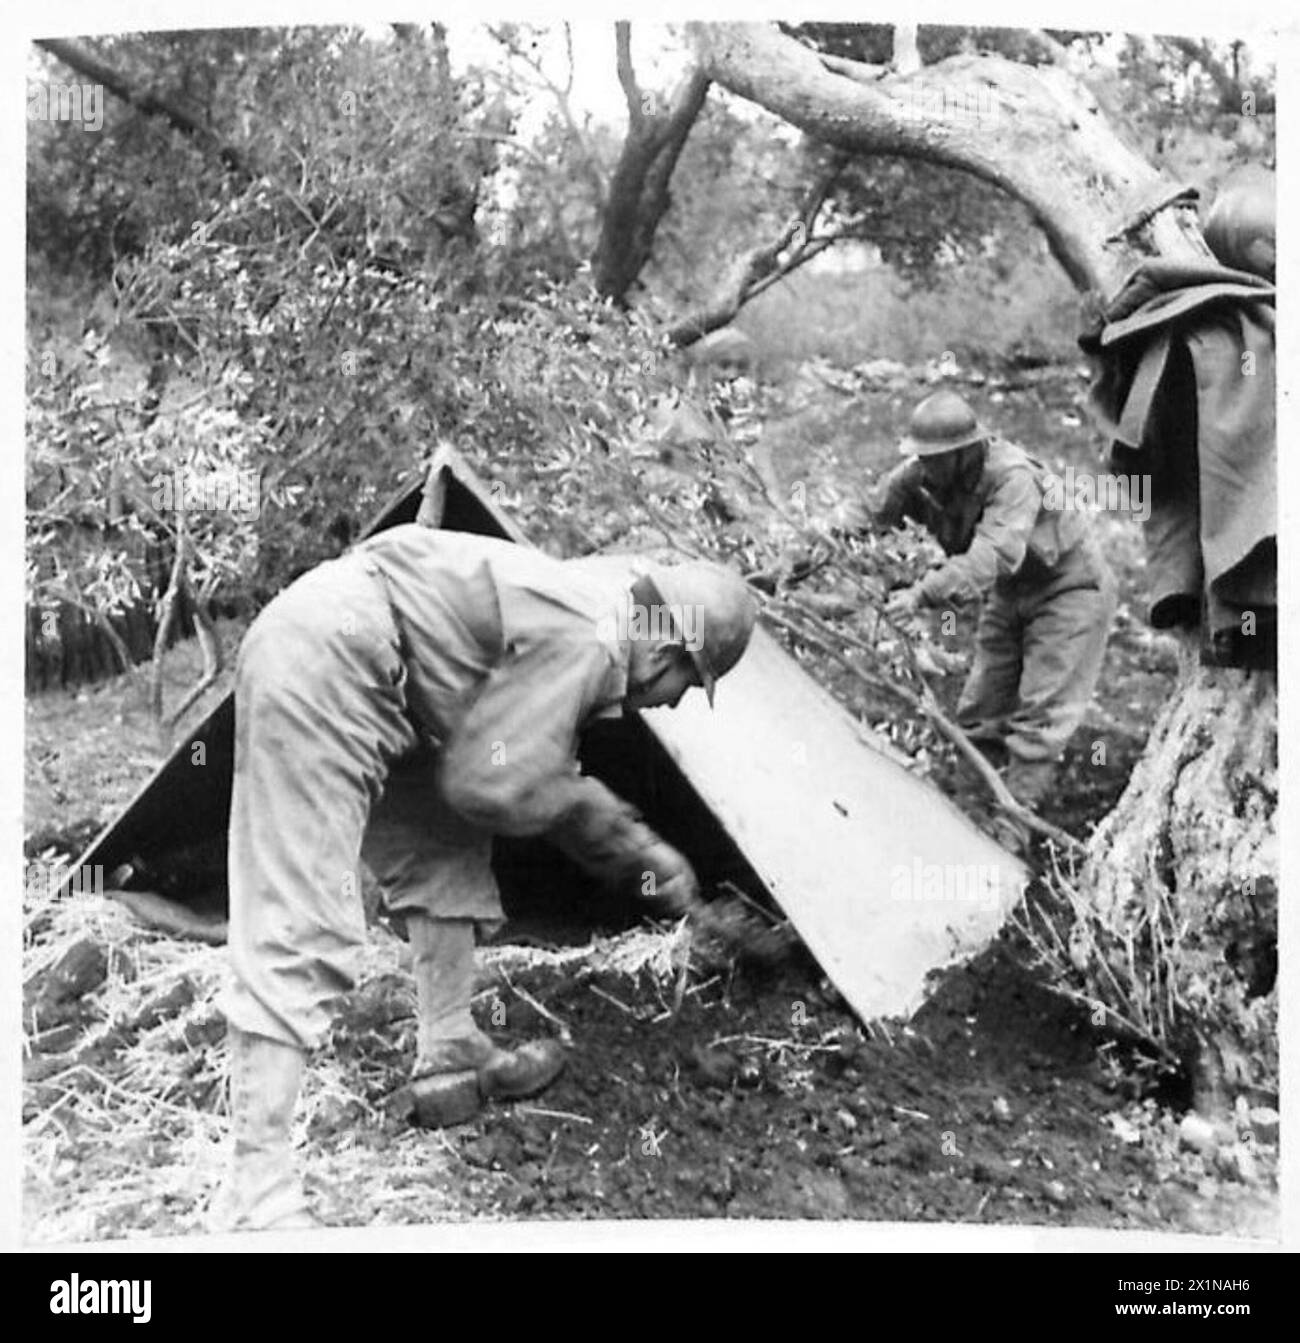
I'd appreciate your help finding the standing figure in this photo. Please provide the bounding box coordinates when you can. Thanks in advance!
[865,391,1116,811]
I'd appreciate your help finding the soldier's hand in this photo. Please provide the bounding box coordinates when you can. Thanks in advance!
[639,842,700,915]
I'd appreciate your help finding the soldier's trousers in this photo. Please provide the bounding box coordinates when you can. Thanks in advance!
[221,553,502,1051]
[955,537,1117,766]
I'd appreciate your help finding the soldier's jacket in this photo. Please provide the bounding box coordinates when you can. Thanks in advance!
[351,526,656,882]
[867,437,1090,606]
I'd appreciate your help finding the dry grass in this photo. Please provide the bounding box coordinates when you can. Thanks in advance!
[1009,846,1186,1069]
[21,868,709,1244]
[23,891,232,1243]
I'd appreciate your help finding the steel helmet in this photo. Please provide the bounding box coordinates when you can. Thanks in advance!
[899,390,988,458]
[1203,167,1275,281]
[643,561,757,706]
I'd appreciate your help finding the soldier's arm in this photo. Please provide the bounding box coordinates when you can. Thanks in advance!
[437,629,695,902]
[918,466,1041,606]
[545,784,688,891]
[436,631,616,839]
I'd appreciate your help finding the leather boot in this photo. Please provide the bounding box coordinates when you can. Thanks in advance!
[406,914,566,1128]
[207,1028,319,1233]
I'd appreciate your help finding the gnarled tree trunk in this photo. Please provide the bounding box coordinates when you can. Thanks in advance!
[1081,640,1277,1109]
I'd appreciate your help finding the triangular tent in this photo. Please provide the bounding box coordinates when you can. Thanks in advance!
[57,445,1027,1022]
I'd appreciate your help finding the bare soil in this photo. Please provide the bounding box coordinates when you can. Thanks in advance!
[306,940,1275,1233]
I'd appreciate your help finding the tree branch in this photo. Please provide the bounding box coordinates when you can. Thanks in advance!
[615,21,644,132]
[489,24,608,210]
[165,598,223,729]
[60,581,133,677]
[666,159,847,345]
[819,53,889,85]
[36,38,253,180]
[689,21,1212,298]
[148,511,186,744]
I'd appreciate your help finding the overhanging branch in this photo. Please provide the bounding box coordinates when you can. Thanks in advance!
[688,21,1210,297]
[615,21,645,132]
[666,159,848,346]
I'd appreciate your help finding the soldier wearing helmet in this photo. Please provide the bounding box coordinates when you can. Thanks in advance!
[860,390,1116,821]
[209,526,756,1232]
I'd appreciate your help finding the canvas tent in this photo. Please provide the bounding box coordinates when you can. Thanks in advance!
[57,445,1027,1022]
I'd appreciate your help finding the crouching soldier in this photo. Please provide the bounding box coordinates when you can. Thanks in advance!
[859,391,1116,813]
[207,525,756,1232]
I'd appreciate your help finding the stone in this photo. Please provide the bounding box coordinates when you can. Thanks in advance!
[1177,1113,1219,1156]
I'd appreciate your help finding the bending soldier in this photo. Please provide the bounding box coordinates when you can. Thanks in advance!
[209,525,756,1231]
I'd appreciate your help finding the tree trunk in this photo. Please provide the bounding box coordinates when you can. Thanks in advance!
[690,22,1276,1112]
[1080,638,1277,1112]
[591,24,710,302]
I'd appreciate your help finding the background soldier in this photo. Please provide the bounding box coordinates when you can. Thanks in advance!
[862,390,1116,818]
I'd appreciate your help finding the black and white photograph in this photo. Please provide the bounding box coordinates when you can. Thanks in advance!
[12,2,1289,1264]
